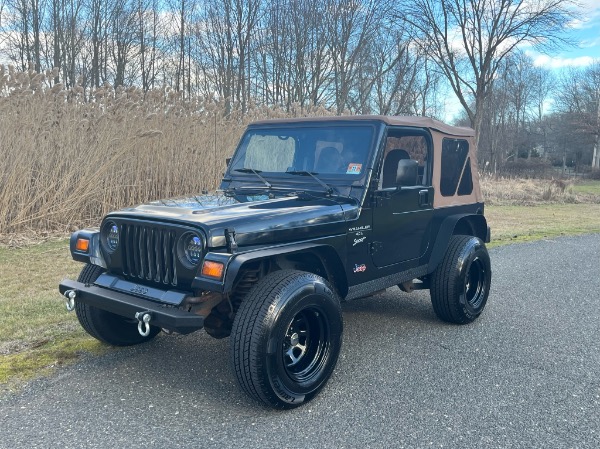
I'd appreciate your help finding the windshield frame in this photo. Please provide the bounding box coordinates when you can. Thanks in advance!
[223,120,383,192]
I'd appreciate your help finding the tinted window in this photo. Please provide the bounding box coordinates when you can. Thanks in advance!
[441,139,470,196]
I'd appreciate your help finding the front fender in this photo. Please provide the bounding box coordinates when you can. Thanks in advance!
[192,241,347,295]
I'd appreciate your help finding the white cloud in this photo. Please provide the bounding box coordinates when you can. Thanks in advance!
[578,0,600,12]
[580,36,600,49]
[532,54,595,68]
[568,18,590,30]
[568,1,600,29]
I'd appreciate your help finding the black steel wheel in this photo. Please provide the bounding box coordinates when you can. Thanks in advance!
[283,308,331,382]
[74,264,161,346]
[464,256,487,309]
[230,270,343,409]
[430,235,491,324]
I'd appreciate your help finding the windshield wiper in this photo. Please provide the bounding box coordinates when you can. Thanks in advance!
[233,168,272,189]
[285,170,338,196]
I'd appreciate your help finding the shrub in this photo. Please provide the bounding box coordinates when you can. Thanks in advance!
[588,168,600,180]
[480,175,578,205]
[501,158,556,179]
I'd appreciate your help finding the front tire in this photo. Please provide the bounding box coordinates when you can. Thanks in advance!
[430,235,491,324]
[230,270,343,409]
[74,264,161,346]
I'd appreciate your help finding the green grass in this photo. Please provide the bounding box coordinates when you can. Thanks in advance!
[0,239,105,391]
[1,203,600,389]
[486,204,600,248]
[571,180,600,195]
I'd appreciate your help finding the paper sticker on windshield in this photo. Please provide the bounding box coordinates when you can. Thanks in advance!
[346,163,362,174]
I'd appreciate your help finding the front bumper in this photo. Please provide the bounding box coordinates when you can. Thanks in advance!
[58,278,206,334]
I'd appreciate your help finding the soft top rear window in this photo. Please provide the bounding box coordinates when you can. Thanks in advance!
[440,139,472,196]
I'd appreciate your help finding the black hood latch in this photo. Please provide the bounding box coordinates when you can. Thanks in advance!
[225,228,238,254]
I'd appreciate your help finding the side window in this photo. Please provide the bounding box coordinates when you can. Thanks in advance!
[381,134,430,188]
[441,139,473,196]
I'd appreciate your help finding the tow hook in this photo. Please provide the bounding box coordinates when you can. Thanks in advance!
[64,290,77,312]
[135,311,152,337]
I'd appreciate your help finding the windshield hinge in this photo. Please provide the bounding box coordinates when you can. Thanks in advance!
[225,228,238,254]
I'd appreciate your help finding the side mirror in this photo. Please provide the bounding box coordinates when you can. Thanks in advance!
[396,159,418,186]
[225,157,231,166]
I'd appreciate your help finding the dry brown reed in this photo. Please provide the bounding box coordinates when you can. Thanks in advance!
[480,175,599,205]
[3,66,596,235]
[0,66,334,234]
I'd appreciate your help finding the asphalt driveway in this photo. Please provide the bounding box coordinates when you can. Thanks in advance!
[1,235,599,448]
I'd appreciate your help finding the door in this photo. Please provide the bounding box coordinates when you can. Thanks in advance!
[370,129,434,268]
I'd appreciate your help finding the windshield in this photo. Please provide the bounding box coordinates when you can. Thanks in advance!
[229,125,375,178]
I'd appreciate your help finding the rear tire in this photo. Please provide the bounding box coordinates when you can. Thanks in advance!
[230,270,343,409]
[430,235,491,324]
[75,264,161,346]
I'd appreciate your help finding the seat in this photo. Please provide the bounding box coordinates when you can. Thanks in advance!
[382,149,410,188]
[315,147,343,173]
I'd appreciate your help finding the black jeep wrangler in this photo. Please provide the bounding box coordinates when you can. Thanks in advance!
[59,116,491,408]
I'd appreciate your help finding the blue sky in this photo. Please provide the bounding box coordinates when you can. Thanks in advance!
[526,0,600,69]
[444,1,600,121]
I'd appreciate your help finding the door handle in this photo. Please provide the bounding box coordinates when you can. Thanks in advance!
[418,189,429,207]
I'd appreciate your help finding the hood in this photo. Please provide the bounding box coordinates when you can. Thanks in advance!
[107,193,359,248]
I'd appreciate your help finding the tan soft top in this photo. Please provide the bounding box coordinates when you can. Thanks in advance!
[249,115,475,138]
[250,115,481,207]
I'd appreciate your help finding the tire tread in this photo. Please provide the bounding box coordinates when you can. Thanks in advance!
[230,269,341,408]
[74,263,160,346]
[74,264,107,342]
[430,235,485,324]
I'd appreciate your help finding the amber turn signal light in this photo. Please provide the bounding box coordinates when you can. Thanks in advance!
[76,238,90,252]
[201,260,224,280]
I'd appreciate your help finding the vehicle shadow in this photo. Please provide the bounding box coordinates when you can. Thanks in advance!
[341,287,439,325]
[77,287,443,413]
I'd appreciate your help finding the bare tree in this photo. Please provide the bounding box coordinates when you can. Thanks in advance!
[556,63,600,168]
[470,53,553,173]
[370,33,433,116]
[167,0,197,96]
[61,0,85,87]
[197,0,237,111]
[198,0,261,112]
[3,0,44,71]
[255,0,332,109]
[401,0,577,147]
[326,0,387,113]
[108,0,138,87]
[529,63,555,160]
[85,0,108,88]
[137,0,162,91]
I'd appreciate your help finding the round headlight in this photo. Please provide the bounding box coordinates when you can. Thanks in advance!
[104,221,119,252]
[184,234,203,266]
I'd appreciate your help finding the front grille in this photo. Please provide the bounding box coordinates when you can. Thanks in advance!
[120,223,178,286]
